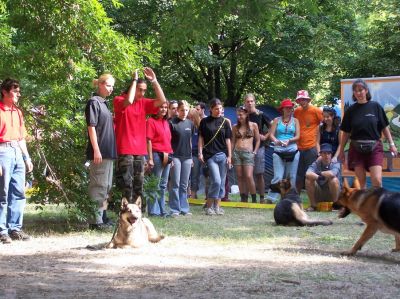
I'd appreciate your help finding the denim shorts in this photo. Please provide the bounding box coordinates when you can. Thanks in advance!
[233,149,255,166]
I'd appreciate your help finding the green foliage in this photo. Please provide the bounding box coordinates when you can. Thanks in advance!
[109,0,363,106]
[143,174,161,206]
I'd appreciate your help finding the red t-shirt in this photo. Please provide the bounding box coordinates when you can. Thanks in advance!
[146,117,173,153]
[113,94,159,155]
[0,102,27,142]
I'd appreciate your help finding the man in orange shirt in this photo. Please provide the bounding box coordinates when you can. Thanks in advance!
[0,78,33,244]
[293,90,323,194]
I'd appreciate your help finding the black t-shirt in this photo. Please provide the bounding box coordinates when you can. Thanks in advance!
[320,124,339,154]
[85,95,117,160]
[249,110,271,146]
[170,117,194,159]
[340,101,389,140]
[199,116,232,160]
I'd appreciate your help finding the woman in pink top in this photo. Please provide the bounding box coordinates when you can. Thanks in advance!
[146,102,173,216]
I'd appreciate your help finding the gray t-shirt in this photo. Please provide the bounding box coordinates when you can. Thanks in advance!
[307,159,341,186]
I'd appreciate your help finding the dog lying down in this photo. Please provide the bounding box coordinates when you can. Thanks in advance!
[272,179,333,226]
[337,178,400,256]
[106,197,164,249]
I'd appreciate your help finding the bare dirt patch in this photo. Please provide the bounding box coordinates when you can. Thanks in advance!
[1,207,400,298]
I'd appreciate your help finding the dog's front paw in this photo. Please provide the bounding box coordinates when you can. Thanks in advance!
[340,249,356,256]
[391,248,400,253]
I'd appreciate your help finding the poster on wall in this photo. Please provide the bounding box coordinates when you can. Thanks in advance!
[341,76,400,149]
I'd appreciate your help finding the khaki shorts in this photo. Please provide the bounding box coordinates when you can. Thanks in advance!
[233,149,255,166]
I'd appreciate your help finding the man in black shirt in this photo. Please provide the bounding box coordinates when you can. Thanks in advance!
[244,93,271,203]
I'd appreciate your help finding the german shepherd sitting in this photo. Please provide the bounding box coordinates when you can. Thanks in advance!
[106,197,164,249]
[273,179,333,226]
[337,178,400,256]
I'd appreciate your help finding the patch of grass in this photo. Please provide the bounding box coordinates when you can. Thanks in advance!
[22,202,397,254]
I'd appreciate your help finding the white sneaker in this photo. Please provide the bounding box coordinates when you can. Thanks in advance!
[205,208,216,216]
[215,207,224,215]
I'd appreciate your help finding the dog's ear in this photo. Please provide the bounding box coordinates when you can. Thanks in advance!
[134,196,142,208]
[121,197,129,209]
[352,177,361,190]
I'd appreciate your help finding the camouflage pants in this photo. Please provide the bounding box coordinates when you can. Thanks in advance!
[115,155,145,212]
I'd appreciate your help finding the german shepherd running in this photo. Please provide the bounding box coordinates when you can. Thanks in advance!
[337,178,400,256]
[106,197,164,249]
[273,179,333,226]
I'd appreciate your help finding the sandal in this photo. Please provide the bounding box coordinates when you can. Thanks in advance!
[305,206,316,212]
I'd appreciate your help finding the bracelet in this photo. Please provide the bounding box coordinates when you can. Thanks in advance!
[390,142,395,146]
[23,155,31,162]
[150,78,157,83]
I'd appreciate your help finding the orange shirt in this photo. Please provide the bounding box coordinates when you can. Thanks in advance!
[294,105,322,150]
[0,102,27,142]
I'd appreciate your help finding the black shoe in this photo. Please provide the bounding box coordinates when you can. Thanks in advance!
[89,223,111,231]
[0,234,12,244]
[10,230,31,241]
[104,219,115,227]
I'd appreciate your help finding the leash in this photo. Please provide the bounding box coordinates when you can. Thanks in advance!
[105,210,121,248]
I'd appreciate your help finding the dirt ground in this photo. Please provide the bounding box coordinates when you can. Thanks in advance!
[1,226,400,299]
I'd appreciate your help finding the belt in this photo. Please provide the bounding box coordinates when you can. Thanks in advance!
[0,141,19,147]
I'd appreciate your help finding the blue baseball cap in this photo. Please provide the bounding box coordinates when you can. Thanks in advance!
[320,143,333,153]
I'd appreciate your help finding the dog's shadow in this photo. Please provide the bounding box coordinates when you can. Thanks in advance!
[73,243,110,251]
[269,246,400,264]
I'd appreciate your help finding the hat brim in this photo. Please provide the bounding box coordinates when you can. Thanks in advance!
[296,97,311,103]
[278,105,294,111]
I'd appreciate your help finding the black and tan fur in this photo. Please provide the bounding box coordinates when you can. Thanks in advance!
[273,179,333,226]
[106,197,164,249]
[337,178,400,256]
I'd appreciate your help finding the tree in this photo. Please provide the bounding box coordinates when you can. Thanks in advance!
[109,0,361,106]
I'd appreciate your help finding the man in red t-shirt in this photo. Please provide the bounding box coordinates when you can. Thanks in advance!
[113,68,167,211]
[0,79,33,244]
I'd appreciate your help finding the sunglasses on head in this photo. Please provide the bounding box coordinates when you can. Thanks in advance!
[238,105,248,112]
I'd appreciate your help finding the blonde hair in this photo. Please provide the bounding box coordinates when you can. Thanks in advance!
[178,100,190,109]
[92,73,114,88]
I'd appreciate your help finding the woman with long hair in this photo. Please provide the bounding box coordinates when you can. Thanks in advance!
[198,99,232,215]
[232,106,260,203]
[168,100,194,216]
[339,79,398,188]
[318,107,340,161]
[146,101,172,216]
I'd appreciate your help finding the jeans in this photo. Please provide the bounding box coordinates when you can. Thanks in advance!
[190,155,201,192]
[206,152,227,199]
[169,157,192,214]
[0,145,26,235]
[271,152,300,186]
[148,153,171,216]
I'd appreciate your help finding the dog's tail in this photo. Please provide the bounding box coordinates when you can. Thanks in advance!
[293,205,333,226]
[300,219,333,226]
[149,235,165,243]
